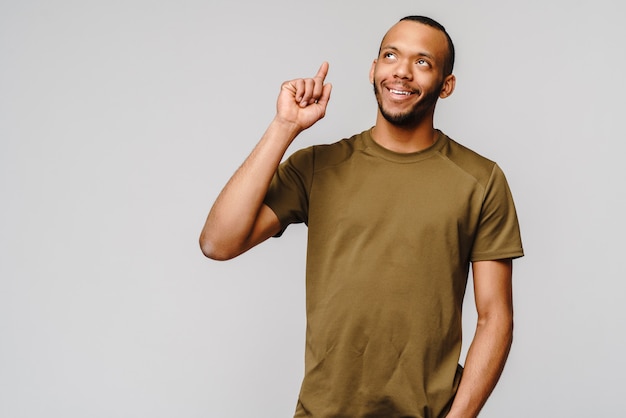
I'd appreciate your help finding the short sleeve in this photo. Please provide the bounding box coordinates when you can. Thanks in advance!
[470,164,524,261]
[263,146,314,236]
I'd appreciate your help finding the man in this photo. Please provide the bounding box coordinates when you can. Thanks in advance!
[200,15,523,418]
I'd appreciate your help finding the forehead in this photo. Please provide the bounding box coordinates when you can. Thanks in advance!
[380,21,448,60]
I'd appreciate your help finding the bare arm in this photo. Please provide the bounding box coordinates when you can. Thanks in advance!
[199,62,332,260]
[446,259,514,418]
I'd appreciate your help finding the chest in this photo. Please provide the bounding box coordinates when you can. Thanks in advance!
[308,156,484,239]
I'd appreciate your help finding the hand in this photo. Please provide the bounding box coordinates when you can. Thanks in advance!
[275,62,332,131]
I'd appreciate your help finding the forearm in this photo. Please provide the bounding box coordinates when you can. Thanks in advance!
[446,312,513,418]
[199,118,300,259]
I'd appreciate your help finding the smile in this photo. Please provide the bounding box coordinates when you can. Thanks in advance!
[388,88,415,96]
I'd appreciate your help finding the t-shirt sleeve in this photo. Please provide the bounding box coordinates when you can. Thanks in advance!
[470,164,524,261]
[263,146,314,236]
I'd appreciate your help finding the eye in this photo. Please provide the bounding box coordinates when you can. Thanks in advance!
[383,52,397,60]
[417,58,430,66]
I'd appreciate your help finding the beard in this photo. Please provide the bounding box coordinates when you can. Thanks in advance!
[372,79,443,127]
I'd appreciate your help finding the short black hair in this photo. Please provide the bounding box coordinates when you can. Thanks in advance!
[399,15,455,76]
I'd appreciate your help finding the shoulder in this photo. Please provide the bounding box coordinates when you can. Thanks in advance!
[287,130,368,170]
[438,133,499,188]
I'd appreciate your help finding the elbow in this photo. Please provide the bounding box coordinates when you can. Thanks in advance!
[477,309,514,343]
[503,316,514,347]
[200,241,236,261]
[199,234,239,261]
[200,233,243,261]
[498,314,514,352]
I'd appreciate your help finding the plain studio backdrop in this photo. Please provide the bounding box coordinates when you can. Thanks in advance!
[1,0,624,416]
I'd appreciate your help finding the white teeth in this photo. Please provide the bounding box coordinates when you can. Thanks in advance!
[389,89,412,95]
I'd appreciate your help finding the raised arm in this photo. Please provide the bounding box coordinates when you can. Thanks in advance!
[199,62,332,260]
[446,259,514,418]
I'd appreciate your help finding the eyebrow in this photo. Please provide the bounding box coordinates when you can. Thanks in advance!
[380,45,435,60]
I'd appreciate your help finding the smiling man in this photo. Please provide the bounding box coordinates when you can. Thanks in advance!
[200,15,523,418]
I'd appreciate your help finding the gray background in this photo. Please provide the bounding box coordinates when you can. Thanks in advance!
[1,0,624,416]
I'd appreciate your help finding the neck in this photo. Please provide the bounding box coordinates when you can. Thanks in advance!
[371,114,437,153]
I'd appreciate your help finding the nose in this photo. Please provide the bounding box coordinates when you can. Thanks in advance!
[393,59,413,80]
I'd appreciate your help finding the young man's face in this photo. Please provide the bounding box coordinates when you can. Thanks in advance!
[370,21,454,127]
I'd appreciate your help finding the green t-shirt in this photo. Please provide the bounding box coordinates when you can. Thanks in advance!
[264,129,524,418]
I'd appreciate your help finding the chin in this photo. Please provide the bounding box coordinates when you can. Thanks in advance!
[379,105,426,126]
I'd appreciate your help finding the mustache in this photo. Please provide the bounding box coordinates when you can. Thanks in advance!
[371,80,422,97]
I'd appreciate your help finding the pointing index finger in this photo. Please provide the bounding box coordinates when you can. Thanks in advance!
[314,61,330,82]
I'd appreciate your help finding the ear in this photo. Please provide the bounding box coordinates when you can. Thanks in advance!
[439,74,456,98]
[369,60,377,84]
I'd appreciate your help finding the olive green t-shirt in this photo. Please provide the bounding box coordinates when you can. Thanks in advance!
[264,129,523,418]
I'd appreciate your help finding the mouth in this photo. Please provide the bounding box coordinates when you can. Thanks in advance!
[385,85,418,100]
[388,88,414,96]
